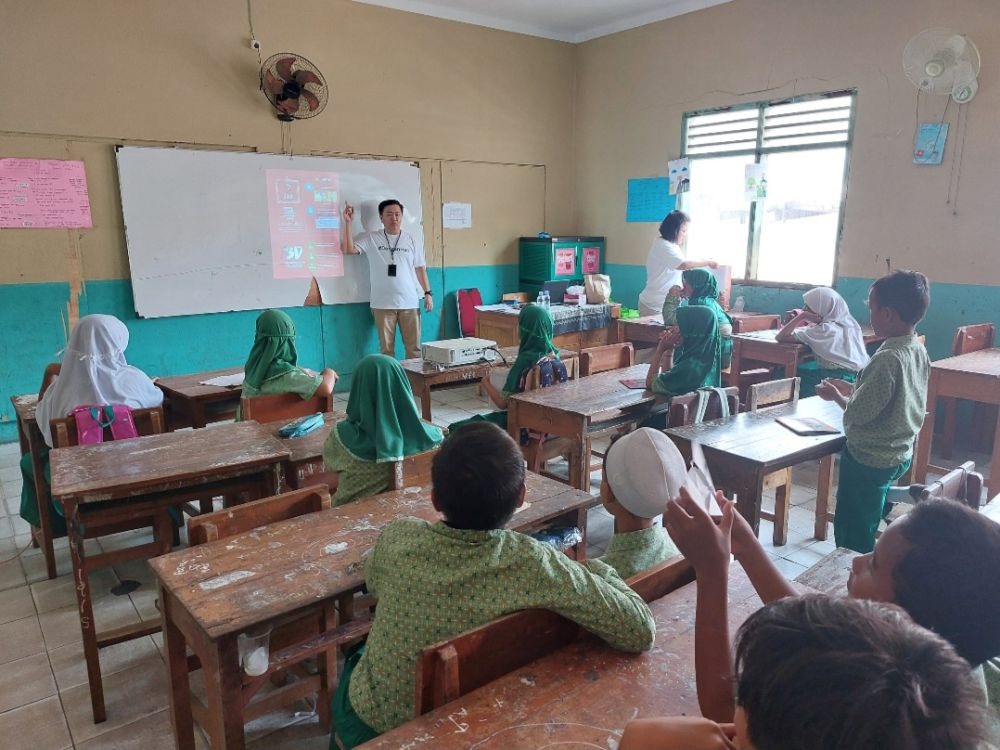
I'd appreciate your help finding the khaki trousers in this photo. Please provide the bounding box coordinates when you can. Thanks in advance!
[373,308,421,359]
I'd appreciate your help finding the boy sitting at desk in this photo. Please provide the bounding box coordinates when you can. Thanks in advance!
[597,428,684,579]
[647,488,1000,743]
[620,592,989,749]
[331,421,656,748]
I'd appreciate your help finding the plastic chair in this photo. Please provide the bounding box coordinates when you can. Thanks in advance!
[456,288,483,337]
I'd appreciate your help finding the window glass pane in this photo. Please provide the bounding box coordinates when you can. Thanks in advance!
[680,155,756,278]
[755,148,847,285]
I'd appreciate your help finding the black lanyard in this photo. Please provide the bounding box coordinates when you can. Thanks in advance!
[384,231,402,262]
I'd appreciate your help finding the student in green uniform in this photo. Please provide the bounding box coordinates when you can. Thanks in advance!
[815,271,930,553]
[597,428,684,579]
[239,309,337,416]
[645,305,721,396]
[331,421,655,748]
[662,268,733,369]
[449,302,559,432]
[322,353,443,506]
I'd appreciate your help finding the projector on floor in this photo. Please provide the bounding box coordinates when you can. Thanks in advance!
[422,337,499,366]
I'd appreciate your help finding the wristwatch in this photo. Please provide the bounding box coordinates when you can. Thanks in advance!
[424,290,432,296]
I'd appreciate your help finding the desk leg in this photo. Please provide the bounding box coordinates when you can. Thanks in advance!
[202,635,245,750]
[815,455,835,541]
[27,425,58,579]
[191,402,208,430]
[989,410,1000,498]
[161,589,197,750]
[67,501,106,723]
[567,434,590,492]
[734,474,764,536]
[914,374,938,484]
[420,383,433,422]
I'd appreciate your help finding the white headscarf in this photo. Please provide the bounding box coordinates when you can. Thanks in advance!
[604,428,688,518]
[793,287,870,372]
[35,315,163,446]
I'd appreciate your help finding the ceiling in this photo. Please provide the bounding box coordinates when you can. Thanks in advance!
[352,0,734,43]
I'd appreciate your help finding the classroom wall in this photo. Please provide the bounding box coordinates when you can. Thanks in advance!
[0,0,576,440]
[577,0,1000,359]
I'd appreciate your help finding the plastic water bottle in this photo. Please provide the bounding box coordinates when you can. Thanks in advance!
[536,290,545,307]
[542,290,550,309]
[733,295,746,312]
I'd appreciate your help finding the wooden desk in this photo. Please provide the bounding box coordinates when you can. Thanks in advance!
[475,308,612,351]
[49,421,289,724]
[616,312,780,350]
[795,547,857,595]
[664,397,845,543]
[155,367,244,430]
[507,364,658,491]
[150,471,598,750]
[10,393,63,580]
[401,347,574,422]
[362,566,765,750]
[730,327,883,390]
[262,411,346,489]
[915,348,1000,496]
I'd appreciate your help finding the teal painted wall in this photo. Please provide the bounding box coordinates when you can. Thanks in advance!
[605,263,1000,362]
[0,263,519,443]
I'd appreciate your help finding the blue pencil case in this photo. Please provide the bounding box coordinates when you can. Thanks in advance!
[278,412,325,438]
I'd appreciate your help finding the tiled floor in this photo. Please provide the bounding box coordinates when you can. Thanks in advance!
[0,386,990,749]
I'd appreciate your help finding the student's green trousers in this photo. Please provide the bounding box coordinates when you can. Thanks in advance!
[833,447,910,553]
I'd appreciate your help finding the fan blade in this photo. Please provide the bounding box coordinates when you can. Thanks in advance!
[302,90,321,112]
[275,56,297,81]
[263,69,285,96]
[293,69,324,87]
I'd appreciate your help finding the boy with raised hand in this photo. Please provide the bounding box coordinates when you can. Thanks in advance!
[331,421,656,749]
[620,592,990,750]
[815,270,930,552]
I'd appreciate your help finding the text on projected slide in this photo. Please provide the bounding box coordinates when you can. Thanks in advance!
[266,169,344,279]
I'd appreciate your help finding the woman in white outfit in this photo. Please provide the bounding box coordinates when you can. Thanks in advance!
[637,211,718,317]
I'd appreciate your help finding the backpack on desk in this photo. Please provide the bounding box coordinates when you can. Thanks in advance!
[71,404,140,444]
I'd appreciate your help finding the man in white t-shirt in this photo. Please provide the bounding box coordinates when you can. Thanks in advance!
[342,199,433,359]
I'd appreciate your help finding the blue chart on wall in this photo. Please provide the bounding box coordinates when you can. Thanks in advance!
[626,177,676,223]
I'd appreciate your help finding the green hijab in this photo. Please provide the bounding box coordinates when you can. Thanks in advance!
[503,303,558,394]
[653,305,721,396]
[336,354,443,462]
[683,269,732,322]
[244,310,299,390]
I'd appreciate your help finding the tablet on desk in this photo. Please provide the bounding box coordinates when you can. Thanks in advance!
[620,378,648,390]
[776,416,839,435]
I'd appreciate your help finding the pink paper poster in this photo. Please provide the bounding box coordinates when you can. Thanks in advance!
[0,158,92,228]
[265,169,345,279]
[554,247,576,276]
[582,246,601,274]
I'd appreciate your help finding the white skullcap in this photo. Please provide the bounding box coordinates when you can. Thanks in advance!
[604,428,688,518]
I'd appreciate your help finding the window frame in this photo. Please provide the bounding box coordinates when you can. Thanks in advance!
[679,89,857,289]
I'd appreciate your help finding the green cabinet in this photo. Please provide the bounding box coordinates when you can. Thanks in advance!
[518,236,605,296]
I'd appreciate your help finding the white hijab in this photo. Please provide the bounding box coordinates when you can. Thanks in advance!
[35,315,163,446]
[794,287,870,372]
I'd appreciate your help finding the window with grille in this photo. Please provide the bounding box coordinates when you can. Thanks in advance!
[679,91,855,286]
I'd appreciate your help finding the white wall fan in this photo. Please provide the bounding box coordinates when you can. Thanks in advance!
[903,28,981,104]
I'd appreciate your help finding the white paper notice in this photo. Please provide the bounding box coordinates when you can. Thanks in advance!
[442,202,472,229]
[200,372,245,388]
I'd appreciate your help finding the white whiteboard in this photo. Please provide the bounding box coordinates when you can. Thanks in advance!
[115,146,422,318]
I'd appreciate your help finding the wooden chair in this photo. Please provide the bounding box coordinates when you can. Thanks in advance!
[579,343,635,377]
[520,358,583,481]
[390,446,440,490]
[940,324,996,459]
[240,391,333,423]
[667,387,740,427]
[916,461,983,509]
[186,486,371,734]
[413,555,693,715]
[746,378,800,546]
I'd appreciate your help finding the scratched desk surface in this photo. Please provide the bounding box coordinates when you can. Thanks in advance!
[149,471,598,640]
[260,411,346,465]
[361,566,766,749]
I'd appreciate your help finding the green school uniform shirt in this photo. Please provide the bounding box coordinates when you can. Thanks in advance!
[322,426,393,506]
[597,527,679,580]
[843,335,928,469]
[348,518,656,734]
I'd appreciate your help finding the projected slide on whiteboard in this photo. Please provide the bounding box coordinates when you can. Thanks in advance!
[116,146,422,318]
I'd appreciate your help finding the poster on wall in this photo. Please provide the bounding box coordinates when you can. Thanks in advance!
[744,164,767,202]
[913,123,949,165]
[265,169,345,280]
[555,247,576,276]
[0,158,92,228]
[626,177,675,223]
[668,157,690,195]
[582,246,601,274]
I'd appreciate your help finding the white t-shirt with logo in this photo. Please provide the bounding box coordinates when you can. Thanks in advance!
[638,238,686,316]
[354,230,426,310]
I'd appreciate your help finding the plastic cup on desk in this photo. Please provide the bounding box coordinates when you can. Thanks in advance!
[238,624,273,676]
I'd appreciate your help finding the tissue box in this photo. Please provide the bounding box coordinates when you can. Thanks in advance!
[563,292,585,305]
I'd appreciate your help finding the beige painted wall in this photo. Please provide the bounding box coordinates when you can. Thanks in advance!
[0,0,577,284]
[575,0,1000,284]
